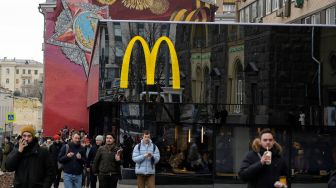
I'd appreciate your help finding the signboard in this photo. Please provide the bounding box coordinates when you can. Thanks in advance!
[120,36,181,89]
[6,112,16,123]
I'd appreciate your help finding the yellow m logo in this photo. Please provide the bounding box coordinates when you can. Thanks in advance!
[120,36,180,89]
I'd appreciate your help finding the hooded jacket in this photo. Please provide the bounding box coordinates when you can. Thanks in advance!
[132,139,160,175]
[5,138,55,188]
[239,138,288,188]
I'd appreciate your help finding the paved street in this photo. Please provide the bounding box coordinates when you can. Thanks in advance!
[58,182,327,188]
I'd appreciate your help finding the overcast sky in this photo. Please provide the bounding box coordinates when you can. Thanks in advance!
[0,1,45,63]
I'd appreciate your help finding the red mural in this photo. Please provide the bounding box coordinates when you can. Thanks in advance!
[43,0,215,136]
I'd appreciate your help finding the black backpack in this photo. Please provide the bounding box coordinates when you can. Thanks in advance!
[137,143,157,168]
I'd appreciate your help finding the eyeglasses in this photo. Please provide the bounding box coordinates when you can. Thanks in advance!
[22,134,32,138]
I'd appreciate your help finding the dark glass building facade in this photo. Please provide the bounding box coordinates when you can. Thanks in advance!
[88,22,336,187]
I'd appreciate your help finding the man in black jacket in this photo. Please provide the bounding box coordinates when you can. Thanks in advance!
[87,135,104,188]
[5,125,55,188]
[49,134,63,188]
[239,129,288,188]
[58,132,86,188]
[329,170,336,188]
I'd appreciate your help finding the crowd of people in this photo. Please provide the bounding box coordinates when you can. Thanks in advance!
[1,125,336,188]
[0,126,161,188]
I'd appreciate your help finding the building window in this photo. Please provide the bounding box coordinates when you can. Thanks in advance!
[244,7,250,23]
[6,68,10,74]
[6,79,9,84]
[251,2,258,22]
[312,13,321,24]
[34,70,38,75]
[16,69,19,74]
[326,6,336,25]
[272,0,279,11]
[28,69,31,74]
[23,69,26,74]
[304,16,312,24]
[224,4,235,13]
[28,79,31,84]
[22,79,26,85]
[257,0,264,17]
[16,79,19,84]
[240,10,245,22]
[266,0,272,14]
[114,23,121,36]
[234,61,244,113]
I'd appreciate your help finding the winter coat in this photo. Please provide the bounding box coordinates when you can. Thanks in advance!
[49,142,63,165]
[5,138,55,188]
[239,138,287,188]
[58,142,86,175]
[132,139,160,175]
[93,144,122,175]
[1,142,13,170]
[329,170,336,188]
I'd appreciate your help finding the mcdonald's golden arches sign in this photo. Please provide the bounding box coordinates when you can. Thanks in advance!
[120,36,181,89]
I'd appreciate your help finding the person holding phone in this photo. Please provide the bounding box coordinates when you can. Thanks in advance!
[132,130,160,188]
[58,132,86,188]
[5,125,55,188]
[93,133,122,188]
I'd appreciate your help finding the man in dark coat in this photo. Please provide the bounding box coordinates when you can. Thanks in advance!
[239,129,288,188]
[329,170,336,188]
[93,133,122,188]
[49,134,63,188]
[5,125,55,188]
[58,131,86,188]
[87,135,104,188]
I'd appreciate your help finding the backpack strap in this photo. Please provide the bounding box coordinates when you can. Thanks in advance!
[65,144,69,154]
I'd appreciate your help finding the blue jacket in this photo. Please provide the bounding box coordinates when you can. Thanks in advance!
[58,142,86,175]
[132,139,160,175]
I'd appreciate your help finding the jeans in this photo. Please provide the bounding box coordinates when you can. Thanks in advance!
[64,173,82,188]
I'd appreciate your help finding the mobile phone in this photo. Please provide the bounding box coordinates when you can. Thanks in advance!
[117,148,123,155]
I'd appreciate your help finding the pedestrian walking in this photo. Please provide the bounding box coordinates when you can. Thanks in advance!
[58,132,86,188]
[1,136,13,171]
[87,135,104,188]
[82,138,92,188]
[329,170,336,188]
[132,130,160,188]
[239,128,288,188]
[49,134,64,188]
[5,125,55,188]
[93,133,122,188]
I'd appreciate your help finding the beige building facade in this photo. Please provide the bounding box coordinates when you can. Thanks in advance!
[0,58,43,96]
[237,0,336,24]
[13,97,42,135]
[215,0,237,22]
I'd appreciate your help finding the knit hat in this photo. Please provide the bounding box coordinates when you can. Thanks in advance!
[20,125,36,136]
[84,138,90,144]
[95,135,104,142]
[53,134,60,140]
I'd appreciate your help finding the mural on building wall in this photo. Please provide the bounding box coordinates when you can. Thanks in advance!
[43,0,215,136]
